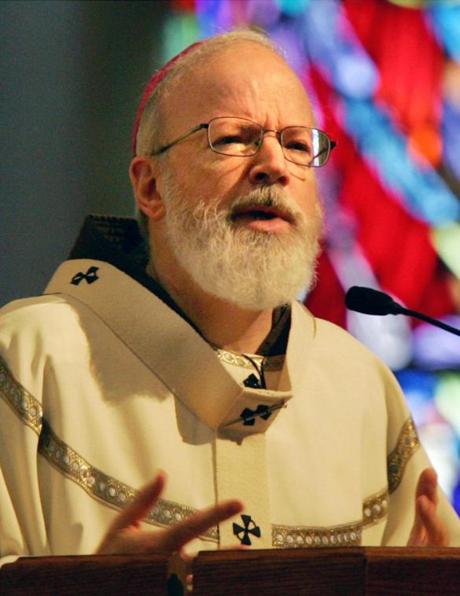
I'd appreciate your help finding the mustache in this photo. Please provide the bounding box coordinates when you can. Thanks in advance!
[227,187,303,223]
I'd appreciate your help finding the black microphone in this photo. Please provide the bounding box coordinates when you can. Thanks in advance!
[345,286,460,337]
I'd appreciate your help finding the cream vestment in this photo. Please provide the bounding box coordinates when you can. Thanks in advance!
[1,217,459,566]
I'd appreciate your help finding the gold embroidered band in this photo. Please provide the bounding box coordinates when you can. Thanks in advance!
[1,356,390,548]
[387,418,420,494]
[37,416,388,549]
[0,356,43,434]
[214,349,285,372]
[37,419,218,541]
[362,488,389,528]
[39,412,387,549]
[271,488,389,548]
[272,521,362,548]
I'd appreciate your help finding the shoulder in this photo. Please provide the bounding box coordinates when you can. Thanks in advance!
[295,302,383,363]
[0,295,84,403]
[0,294,92,363]
[293,302,402,398]
[0,294,100,402]
[318,316,381,360]
[0,294,81,333]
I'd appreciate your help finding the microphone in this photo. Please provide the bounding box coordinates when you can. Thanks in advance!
[345,286,404,316]
[345,286,460,337]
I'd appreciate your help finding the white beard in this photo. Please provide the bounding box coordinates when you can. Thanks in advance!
[161,177,322,311]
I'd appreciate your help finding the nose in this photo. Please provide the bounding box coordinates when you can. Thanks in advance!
[248,132,289,187]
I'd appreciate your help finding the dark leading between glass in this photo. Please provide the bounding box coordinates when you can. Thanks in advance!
[151,116,336,167]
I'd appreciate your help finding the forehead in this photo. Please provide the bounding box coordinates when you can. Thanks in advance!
[163,42,314,133]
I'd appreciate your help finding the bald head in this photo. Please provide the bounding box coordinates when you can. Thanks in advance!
[166,46,313,148]
[135,30,313,157]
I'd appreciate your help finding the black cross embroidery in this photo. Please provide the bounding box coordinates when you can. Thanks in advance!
[233,514,261,546]
[243,373,262,389]
[71,266,99,286]
[240,404,272,426]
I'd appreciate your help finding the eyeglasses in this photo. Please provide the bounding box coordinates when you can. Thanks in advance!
[151,116,336,167]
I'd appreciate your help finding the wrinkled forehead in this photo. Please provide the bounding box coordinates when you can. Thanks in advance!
[160,42,314,135]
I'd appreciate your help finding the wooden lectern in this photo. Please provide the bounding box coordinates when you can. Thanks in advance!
[193,547,460,595]
[1,547,459,595]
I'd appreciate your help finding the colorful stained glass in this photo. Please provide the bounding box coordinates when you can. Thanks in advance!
[164,0,460,512]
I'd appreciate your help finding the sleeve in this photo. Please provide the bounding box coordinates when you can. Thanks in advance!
[0,304,52,566]
[380,362,460,546]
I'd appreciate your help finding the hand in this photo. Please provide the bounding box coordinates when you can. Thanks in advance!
[96,471,243,555]
[407,468,449,546]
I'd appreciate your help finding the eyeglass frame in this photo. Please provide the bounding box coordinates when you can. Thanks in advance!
[150,116,336,167]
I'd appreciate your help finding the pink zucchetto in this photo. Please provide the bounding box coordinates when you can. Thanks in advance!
[131,41,203,155]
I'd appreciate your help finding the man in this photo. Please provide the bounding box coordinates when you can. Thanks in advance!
[0,30,459,568]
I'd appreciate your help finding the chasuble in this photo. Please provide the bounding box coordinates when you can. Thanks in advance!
[1,216,459,566]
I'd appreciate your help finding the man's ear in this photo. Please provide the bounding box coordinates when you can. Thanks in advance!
[129,156,166,221]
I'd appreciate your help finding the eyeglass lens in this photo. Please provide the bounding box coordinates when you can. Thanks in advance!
[208,117,331,166]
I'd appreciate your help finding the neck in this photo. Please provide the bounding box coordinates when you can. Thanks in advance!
[147,260,274,354]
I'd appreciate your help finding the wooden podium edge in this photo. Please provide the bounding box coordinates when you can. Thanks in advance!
[1,547,459,595]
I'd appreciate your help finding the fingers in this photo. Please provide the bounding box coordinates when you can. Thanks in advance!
[100,499,243,555]
[408,494,427,546]
[408,468,449,546]
[415,468,438,506]
[108,471,167,533]
[415,494,449,546]
[157,499,244,552]
[97,472,244,556]
[97,472,243,554]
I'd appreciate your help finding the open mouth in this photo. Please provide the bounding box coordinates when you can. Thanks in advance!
[231,205,293,224]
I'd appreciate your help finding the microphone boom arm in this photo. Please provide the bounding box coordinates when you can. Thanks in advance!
[398,307,460,337]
